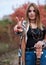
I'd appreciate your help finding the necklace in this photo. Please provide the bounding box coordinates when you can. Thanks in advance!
[31,28,43,41]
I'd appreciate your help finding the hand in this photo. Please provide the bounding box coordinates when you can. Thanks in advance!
[34,41,43,58]
[14,17,24,33]
[34,41,44,48]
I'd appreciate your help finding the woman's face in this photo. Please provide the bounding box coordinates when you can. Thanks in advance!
[28,6,36,20]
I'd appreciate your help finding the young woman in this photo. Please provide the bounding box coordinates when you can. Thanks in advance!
[14,3,46,65]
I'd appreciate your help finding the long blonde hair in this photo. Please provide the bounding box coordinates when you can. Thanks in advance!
[26,3,43,30]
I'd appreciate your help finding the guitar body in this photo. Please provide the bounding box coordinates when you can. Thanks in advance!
[36,49,46,65]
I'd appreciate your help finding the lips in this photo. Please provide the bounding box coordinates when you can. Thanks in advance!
[30,15,34,17]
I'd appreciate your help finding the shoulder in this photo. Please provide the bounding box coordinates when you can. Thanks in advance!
[42,26,46,32]
[42,26,46,37]
[22,20,29,33]
[22,20,28,27]
[40,24,46,32]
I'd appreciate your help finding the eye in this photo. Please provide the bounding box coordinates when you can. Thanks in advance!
[28,10,31,12]
[33,10,35,12]
[28,10,35,12]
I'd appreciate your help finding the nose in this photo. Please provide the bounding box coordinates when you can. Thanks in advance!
[31,11,34,14]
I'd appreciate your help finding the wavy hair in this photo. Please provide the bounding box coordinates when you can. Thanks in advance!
[26,3,43,30]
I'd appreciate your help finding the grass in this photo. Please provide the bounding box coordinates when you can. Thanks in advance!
[0,59,10,64]
[0,43,9,54]
[0,42,18,65]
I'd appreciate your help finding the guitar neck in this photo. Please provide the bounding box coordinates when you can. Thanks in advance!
[36,58,40,65]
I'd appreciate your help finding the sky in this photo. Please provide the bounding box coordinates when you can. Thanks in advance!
[0,0,45,19]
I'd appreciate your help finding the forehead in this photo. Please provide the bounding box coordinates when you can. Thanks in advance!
[29,6,35,10]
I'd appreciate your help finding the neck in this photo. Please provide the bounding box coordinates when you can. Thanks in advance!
[29,19,36,23]
[29,22,37,29]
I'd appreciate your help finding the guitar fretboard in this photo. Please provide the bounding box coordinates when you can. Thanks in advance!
[36,58,40,65]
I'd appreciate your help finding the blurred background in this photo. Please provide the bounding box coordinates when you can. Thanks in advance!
[0,0,46,65]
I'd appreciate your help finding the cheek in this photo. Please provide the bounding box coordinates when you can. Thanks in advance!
[33,12,36,16]
[28,12,36,16]
[28,13,31,17]
[33,13,36,18]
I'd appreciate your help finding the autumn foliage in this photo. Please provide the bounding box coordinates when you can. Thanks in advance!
[10,3,46,26]
[0,3,46,50]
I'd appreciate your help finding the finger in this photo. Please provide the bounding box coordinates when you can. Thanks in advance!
[18,21,22,26]
[16,17,19,22]
[14,26,18,32]
[17,29,23,32]
[14,25,17,30]
[21,17,24,22]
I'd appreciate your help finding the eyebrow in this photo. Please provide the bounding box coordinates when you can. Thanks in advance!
[28,10,35,12]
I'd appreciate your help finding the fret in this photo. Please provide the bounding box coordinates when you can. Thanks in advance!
[36,58,40,65]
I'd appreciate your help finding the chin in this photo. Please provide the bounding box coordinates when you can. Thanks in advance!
[31,17,35,19]
[29,17,35,20]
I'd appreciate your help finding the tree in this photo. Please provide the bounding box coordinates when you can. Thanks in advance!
[0,18,13,43]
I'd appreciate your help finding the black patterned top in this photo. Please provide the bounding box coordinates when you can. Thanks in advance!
[26,26,46,48]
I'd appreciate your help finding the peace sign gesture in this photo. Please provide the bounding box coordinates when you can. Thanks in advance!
[14,17,24,33]
[16,17,24,23]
